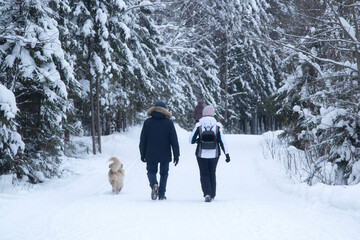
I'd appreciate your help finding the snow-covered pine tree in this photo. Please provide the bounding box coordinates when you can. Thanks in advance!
[106,0,163,127]
[104,0,186,128]
[67,1,179,139]
[0,0,73,182]
[275,0,360,185]
[153,0,223,128]
[154,0,279,132]
[0,84,24,176]
[69,0,119,153]
[210,0,278,134]
[48,0,82,144]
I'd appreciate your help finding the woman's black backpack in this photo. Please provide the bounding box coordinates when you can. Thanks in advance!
[199,125,218,149]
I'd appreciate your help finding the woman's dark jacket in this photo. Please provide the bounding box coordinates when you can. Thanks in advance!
[139,106,180,163]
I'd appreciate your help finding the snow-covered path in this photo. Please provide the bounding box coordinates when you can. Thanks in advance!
[1,126,360,240]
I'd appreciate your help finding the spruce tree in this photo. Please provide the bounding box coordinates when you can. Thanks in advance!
[275,0,360,185]
[104,1,184,128]
[0,84,24,175]
[154,0,223,128]
[0,0,73,182]
[48,0,82,143]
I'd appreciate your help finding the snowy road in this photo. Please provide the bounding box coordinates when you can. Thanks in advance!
[1,126,360,240]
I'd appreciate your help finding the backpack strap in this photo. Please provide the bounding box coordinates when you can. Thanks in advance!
[200,124,215,137]
[204,124,214,131]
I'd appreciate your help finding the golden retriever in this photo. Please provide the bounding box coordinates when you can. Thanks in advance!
[108,157,124,194]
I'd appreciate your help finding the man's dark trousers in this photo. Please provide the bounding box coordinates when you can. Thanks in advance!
[146,162,169,197]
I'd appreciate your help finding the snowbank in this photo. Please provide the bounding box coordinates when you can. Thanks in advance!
[259,131,360,211]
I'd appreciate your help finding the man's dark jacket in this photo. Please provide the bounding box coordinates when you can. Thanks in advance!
[139,106,180,163]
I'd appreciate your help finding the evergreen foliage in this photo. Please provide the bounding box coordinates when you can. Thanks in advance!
[219,0,278,133]
[275,0,360,185]
[1,0,358,185]
[0,0,76,182]
[0,84,24,175]
[0,0,283,182]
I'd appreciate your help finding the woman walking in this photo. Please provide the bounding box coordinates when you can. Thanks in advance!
[189,105,230,202]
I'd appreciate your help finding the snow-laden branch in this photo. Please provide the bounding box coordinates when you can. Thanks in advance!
[249,36,358,73]
[339,17,357,42]
[325,0,359,42]
[123,1,167,14]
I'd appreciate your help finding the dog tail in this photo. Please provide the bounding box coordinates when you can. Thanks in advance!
[109,157,121,172]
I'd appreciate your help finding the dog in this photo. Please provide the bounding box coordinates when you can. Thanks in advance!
[108,157,125,194]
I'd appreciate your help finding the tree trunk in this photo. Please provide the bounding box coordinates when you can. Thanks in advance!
[243,119,248,134]
[96,76,102,153]
[90,77,96,155]
[265,116,270,132]
[224,30,229,124]
[122,112,127,132]
[251,112,256,135]
[86,36,96,155]
[105,113,111,135]
[115,110,121,132]
[351,5,360,75]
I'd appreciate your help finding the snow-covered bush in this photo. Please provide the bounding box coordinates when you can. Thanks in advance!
[277,70,360,185]
[262,131,310,184]
[0,84,24,175]
[262,130,360,185]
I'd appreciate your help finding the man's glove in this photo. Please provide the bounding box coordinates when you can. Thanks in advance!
[141,156,146,163]
[174,156,179,166]
[225,154,230,163]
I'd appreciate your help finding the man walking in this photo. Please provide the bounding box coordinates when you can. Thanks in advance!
[139,101,180,200]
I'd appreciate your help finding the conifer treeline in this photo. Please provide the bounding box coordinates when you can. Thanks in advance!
[1,0,359,185]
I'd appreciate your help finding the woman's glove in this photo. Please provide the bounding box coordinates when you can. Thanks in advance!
[225,154,230,163]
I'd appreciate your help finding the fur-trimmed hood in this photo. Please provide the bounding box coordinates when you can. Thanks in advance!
[147,106,172,118]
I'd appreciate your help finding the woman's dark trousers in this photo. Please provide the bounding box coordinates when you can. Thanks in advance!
[197,157,219,198]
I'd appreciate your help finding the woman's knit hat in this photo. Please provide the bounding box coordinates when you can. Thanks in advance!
[202,105,215,117]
